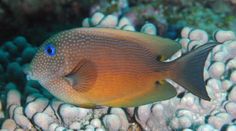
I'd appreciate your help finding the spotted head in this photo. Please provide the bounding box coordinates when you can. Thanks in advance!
[27,30,78,85]
[27,28,95,106]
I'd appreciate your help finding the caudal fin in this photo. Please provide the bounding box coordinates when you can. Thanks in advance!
[171,43,217,101]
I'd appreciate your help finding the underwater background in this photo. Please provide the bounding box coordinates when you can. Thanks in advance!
[0,0,236,130]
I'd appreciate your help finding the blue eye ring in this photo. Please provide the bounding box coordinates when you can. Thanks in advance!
[44,43,56,56]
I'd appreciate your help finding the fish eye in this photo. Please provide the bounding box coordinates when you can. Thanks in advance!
[44,43,56,56]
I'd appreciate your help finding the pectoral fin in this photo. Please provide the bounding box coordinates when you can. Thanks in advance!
[64,59,97,92]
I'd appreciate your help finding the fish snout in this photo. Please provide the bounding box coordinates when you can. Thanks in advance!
[23,64,36,80]
[26,71,35,81]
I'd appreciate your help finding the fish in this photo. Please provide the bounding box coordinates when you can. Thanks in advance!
[27,27,216,108]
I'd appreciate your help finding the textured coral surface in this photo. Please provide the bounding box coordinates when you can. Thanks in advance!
[0,0,236,131]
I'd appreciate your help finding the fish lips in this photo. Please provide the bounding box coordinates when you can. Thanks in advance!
[23,64,36,81]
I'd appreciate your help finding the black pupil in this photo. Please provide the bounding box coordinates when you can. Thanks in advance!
[47,47,52,54]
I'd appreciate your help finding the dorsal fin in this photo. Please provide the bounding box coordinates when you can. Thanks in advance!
[79,28,181,61]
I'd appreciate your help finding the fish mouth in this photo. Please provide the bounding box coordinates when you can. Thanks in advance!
[26,73,33,80]
[25,65,65,83]
[23,64,35,80]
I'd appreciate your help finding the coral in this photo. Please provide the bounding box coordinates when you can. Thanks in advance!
[1,0,234,44]
[1,4,236,131]
[82,12,136,32]
[90,0,236,36]
[89,0,129,15]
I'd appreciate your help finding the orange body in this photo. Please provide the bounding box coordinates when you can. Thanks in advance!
[30,28,212,108]
[58,28,178,107]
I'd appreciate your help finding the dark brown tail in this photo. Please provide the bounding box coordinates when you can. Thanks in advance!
[170,43,217,101]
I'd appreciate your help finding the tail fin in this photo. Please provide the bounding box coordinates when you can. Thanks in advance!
[170,43,217,101]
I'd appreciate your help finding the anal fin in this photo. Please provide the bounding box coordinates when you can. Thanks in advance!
[103,80,177,107]
[79,103,105,109]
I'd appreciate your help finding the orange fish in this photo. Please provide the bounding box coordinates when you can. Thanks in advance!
[28,28,215,108]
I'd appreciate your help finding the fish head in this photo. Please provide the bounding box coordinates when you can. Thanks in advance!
[28,33,69,84]
[27,30,94,106]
